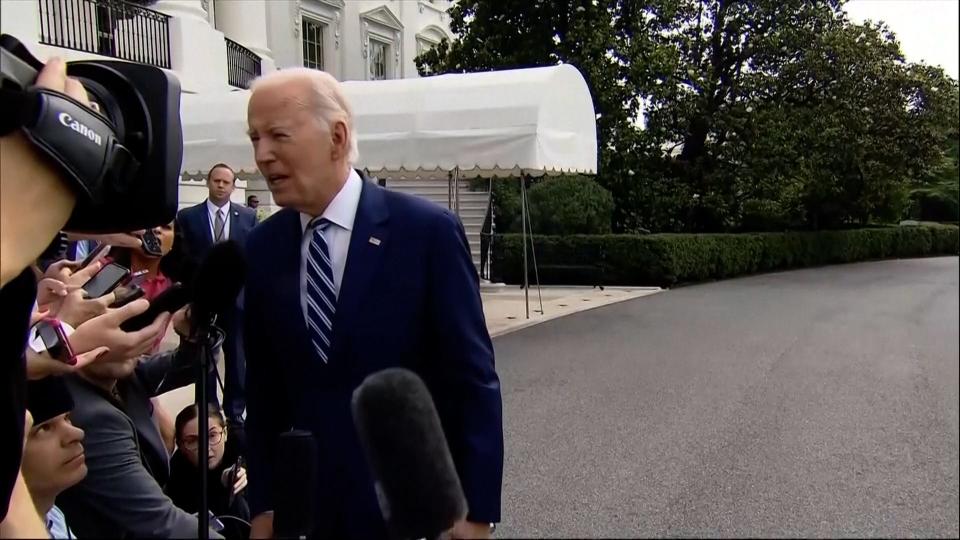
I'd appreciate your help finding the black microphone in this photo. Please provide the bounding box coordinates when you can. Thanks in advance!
[274,431,318,540]
[352,368,468,540]
[188,240,246,336]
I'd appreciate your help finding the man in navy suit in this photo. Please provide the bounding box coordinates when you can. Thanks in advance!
[243,69,503,539]
[174,163,257,430]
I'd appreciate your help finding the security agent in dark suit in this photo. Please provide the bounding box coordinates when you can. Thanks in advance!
[56,308,224,539]
[173,163,257,433]
[244,68,503,539]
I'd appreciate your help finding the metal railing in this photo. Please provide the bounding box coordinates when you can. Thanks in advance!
[38,0,171,69]
[225,37,261,89]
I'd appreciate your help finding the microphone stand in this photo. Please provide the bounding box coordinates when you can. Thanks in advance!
[193,316,225,540]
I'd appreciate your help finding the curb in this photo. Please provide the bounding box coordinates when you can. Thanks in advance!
[488,288,662,338]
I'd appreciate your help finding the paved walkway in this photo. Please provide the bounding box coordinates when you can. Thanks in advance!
[155,285,661,417]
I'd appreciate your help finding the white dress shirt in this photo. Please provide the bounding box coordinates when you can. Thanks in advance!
[299,169,363,322]
[206,199,232,242]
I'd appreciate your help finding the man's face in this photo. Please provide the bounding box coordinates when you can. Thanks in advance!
[207,167,236,205]
[248,197,259,209]
[22,413,87,497]
[247,81,339,212]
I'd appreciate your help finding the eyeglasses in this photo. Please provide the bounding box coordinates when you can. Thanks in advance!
[181,428,225,451]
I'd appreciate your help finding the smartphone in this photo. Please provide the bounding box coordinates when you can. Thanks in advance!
[36,318,76,365]
[126,269,150,288]
[120,283,190,332]
[82,262,131,298]
[141,230,163,257]
[226,456,245,506]
[109,286,146,309]
[79,243,111,269]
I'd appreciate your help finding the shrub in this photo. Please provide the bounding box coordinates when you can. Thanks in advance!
[490,176,613,235]
[490,226,959,287]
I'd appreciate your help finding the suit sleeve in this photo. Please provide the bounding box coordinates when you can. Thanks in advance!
[243,235,286,516]
[135,342,202,397]
[426,210,504,524]
[76,407,222,538]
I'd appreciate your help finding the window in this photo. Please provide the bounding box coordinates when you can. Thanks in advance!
[369,39,388,80]
[302,17,325,70]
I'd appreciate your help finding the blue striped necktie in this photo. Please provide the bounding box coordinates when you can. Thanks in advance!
[305,218,337,363]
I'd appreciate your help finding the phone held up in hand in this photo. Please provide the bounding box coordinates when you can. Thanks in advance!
[35,318,76,365]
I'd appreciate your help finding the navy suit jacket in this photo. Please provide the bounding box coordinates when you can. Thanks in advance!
[175,200,257,265]
[243,175,503,537]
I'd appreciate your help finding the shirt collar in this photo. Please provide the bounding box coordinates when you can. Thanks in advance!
[300,169,364,233]
[206,198,230,216]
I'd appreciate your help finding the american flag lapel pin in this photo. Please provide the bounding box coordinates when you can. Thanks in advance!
[369,236,381,246]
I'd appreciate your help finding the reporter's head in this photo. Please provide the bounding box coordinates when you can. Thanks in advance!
[23,377,87,510]
[175,404,228,469]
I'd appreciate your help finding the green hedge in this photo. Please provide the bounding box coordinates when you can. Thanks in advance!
[490,226,960,287]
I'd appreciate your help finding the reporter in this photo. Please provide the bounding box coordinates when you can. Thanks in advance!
[166,405,250,539]
[22,376,87,539]
[56,306,224,539]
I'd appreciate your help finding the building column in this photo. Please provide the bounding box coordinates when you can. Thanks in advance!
[214,0,276,72]
[151,0,229,92]
[152,0,208,22]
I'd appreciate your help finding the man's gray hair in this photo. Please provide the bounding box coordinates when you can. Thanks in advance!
[251,67,359,165]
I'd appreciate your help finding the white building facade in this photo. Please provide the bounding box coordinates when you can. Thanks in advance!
[0,0,453,208]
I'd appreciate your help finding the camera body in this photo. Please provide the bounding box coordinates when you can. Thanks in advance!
[0,34,182,233]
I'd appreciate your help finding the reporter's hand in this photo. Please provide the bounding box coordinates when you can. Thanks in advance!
[0,57,94,287]
[52,288,116,327]
[220,465,248,495]
[249,512,274,539]
[76,232,142,249]
[44,258,105,294]
[70,299,171,365]
[25,345,111,380]
[36,277,70,307]
[172,305,192,338]
[44,258,82,282]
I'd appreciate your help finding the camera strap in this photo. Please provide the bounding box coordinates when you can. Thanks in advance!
[0,85,139,202]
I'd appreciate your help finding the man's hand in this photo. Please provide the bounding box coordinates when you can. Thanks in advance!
[69,298,171,364]
[25,345,112,380]
[36,277,71,307]
[44,258,104,289]
[249,512,274,539]
[66,232,142,249]
[49,288,116,327]
[448,520,493,540]
[0,56,92,287]
[171,305,192,339]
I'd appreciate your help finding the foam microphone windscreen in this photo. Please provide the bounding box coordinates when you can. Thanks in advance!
[189,240,246,328]
[351,368,468,539]
[273,430,318,539]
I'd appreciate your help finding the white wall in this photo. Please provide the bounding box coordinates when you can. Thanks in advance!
[264,0,451,82]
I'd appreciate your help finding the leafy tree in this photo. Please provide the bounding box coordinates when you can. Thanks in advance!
[418,0,960,232]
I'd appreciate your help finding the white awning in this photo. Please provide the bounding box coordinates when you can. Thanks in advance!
[180,64,598,178]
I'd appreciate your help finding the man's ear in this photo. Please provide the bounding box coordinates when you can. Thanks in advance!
[330,120,350,162]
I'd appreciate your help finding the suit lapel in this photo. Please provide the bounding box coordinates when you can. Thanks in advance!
[333,177,390,351]
[274,210,314,350]
[227,203,238,242]
[195,202,214,251]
